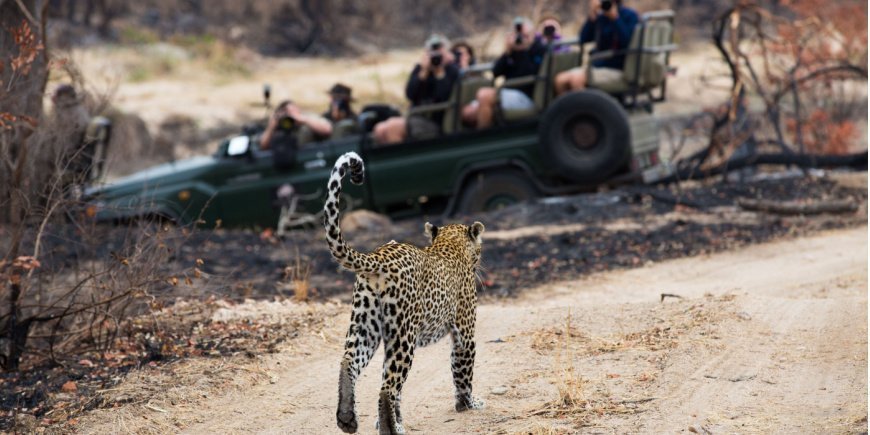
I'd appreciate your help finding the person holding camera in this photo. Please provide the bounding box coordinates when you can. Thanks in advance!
[538,16,568,52]
[554,0,639,95]
[450,41,476,71]
[324,83,357,123]
[373,34,459,144]
[260,100,333,150]
[461,17,546,130]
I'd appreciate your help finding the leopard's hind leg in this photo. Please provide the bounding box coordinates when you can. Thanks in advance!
[337,280,382,434]
[377,298,417,435]
[451,299,484,412]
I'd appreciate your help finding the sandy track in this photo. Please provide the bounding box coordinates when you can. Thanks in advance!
[79,227,867,434]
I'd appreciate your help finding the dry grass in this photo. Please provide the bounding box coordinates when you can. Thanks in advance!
[283,249,313,302]
[533,296,734,357]
[526,297,737,428]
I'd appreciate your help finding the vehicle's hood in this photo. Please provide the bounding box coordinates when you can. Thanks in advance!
[86,156,216,197]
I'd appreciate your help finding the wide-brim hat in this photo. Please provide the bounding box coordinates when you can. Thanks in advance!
[327,83,354,101]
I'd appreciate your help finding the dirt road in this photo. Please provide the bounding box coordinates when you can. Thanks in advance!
[79,226,868,434]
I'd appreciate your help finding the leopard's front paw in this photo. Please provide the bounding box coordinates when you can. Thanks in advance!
[455,395,485,412]
[337,408,358,433]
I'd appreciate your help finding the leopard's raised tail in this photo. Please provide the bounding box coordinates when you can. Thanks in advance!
[323,152,378,275]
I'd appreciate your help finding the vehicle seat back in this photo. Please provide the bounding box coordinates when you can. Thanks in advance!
[591,16,673,94]
[331,118,360,139]
[297,125,316,145]
[532,49,581,110]
[444,75,492,133]
[622,19,672,89]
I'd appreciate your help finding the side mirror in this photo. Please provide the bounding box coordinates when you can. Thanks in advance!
[226,135,251,157]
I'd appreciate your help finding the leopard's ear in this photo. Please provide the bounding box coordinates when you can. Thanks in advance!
[424,222,438,241]
[468,221,485,243]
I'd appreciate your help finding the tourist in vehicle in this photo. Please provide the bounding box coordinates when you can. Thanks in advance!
[538,16,568,52]
[373,34,459,145]
[450,41,476,71]
[554,0,639,95]
[461,17,547,130]
[323,83,357,122]
[260,100,333,150]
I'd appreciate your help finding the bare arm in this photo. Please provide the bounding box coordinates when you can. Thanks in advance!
[298,113,333,137]
[260,114,278,150]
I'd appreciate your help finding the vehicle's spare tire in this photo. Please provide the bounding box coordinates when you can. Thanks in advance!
[539,89,631,184]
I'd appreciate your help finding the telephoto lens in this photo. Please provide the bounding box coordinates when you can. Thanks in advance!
[543,25,556,37]
[278,116,296,131]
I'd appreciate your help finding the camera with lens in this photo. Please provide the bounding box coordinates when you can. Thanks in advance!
[276,115,296,132]
[428,42,443,67]
[601,0,613,12]
[543,25,556,38]
[514,19,524,45]
[271,103,299,171]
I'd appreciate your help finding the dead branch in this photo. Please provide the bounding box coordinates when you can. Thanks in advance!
[737,198,859,215]
[660,293,684,302]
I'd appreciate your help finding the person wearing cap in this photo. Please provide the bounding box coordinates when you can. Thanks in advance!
[461,17,546,130]
[260,99,333,150]
[554,0,639,95]
[323,83,357,123]
[373,34,459,145]
[538,16,568,53]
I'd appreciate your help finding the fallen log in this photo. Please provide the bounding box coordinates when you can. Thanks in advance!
[657,150,868,184]
[737,198,858,215]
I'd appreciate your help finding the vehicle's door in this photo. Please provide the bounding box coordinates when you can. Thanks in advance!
[212,139,352,228]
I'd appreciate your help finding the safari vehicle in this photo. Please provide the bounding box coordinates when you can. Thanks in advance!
[84,11,676,229]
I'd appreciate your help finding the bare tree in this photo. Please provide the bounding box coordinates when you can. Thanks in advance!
[663,0,867,183]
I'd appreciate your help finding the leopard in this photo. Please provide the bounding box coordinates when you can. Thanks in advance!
[324,152,486,435]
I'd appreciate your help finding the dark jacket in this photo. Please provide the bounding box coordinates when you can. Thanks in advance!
[405,63,460,125]
[492,37,547,98]
[580,5,639,69]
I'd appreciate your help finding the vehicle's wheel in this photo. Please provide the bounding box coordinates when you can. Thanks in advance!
[539,89,631,184]
[457,170,538,214]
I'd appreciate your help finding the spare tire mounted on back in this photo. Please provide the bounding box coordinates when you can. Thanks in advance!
[539,89,631,184]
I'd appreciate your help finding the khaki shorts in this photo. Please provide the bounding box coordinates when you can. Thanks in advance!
[587,67,624,87]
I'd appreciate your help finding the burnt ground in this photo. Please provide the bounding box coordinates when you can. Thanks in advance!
[1,170,866,431]
[28,170,868,304]
[176,171,868,301]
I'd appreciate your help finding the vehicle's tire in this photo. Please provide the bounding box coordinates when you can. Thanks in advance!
[456,170,538,215]
[539,89,631,184]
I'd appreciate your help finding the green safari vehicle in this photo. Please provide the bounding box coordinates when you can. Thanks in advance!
[84,11,676,229]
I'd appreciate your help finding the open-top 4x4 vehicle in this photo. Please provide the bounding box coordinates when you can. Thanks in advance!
[85,10,676,230]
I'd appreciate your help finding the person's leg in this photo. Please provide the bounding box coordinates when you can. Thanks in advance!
[373,119,389,143]
[461,100,479,128]
[569,69,588,92]
[554,70,572,95]
[555,69,587,95]
[385,117,408,143]
[374,117,407,145]
[475,87,497,130]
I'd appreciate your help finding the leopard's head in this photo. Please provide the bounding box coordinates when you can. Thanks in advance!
[425,221,485,267]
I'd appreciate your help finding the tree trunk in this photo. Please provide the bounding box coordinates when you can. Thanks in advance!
[1,0,49,371]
